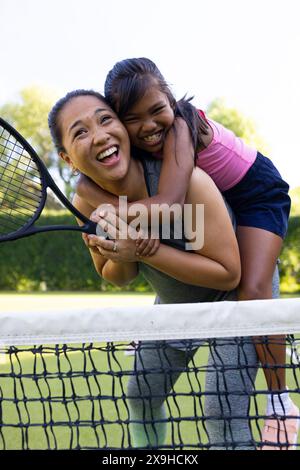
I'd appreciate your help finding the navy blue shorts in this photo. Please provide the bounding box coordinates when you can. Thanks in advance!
[223,152,291,239]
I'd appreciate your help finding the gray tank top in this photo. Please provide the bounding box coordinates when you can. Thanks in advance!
[138,157,237,304]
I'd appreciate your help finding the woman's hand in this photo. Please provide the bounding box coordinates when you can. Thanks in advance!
[86,234,139,263]
[88,208,139,262]
[82,232,100,255]
[90,206,160,259]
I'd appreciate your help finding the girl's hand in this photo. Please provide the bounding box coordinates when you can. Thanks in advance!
[135,231,160,257]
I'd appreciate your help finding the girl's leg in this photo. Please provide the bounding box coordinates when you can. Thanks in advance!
[236,226,296,418]
[127,341,193,448]
[237,227,286,390]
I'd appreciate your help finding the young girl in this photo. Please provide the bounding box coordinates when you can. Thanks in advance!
[76,58,298,448]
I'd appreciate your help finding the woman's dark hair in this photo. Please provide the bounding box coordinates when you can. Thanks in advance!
[104,57,209,153]
[48,89,107,153]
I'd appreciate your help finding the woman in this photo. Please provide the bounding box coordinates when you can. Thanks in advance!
[48,89,270,449]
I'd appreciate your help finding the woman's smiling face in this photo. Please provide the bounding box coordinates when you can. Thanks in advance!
[58,95,132,186]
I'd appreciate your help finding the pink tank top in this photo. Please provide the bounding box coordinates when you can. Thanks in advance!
[196,118,257,191]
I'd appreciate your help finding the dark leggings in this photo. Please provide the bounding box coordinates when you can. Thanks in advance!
[127,338,258,449]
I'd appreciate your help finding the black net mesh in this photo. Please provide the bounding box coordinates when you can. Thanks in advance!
[0,335,299,450]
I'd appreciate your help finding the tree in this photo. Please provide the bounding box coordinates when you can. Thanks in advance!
[0,87,55,164]
[206,98,269,154]
[290,187,300,216]
[0,86,74,199]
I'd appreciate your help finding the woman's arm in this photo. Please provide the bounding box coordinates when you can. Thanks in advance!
[73,194,139,286]
[92,168,241,291]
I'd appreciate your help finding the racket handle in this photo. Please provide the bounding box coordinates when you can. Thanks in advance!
[82,221,98,234]
[83,221,109,239]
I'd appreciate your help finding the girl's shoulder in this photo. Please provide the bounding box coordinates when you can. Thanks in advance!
[197,109,214,147]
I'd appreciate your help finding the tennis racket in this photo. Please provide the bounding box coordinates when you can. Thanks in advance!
[0,117,107,242]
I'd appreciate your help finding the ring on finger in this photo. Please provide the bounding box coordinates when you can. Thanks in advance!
[113,241,118,252]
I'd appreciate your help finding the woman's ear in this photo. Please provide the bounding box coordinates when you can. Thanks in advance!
[59,151,79,175]
[59,151,71,166]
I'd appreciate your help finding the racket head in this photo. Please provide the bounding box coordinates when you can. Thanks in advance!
[0,117,48,242]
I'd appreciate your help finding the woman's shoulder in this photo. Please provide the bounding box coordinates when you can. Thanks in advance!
[187,166,227,212]
[190,166,216,188]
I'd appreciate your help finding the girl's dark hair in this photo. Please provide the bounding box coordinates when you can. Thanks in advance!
[104,57,209,153]
[48,89,107,153]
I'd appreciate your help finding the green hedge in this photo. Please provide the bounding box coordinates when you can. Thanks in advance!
[0,212,150,292]
[279,216,300,293]
[0,212,299,293]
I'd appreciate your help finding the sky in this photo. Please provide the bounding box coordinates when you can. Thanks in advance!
[1,0,300,188]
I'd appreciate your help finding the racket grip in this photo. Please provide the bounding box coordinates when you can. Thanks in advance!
[84,221,110,240]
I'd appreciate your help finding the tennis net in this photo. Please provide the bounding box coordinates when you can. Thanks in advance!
[0,298,300,450]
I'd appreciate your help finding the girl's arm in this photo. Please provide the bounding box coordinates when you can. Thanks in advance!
[76,118,194,220]
[130,117,195,209]
[91,168,241,291]
[73,194,139,286]
[76,174,119,210]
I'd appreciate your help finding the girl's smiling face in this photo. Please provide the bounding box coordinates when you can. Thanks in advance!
[58,95,132,186]
[122,85,175,153]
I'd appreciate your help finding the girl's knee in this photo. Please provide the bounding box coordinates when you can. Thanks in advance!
[238,281,272,300]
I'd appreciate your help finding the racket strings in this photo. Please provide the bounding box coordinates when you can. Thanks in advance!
[0,126,43,237]
[0,174,42,205]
